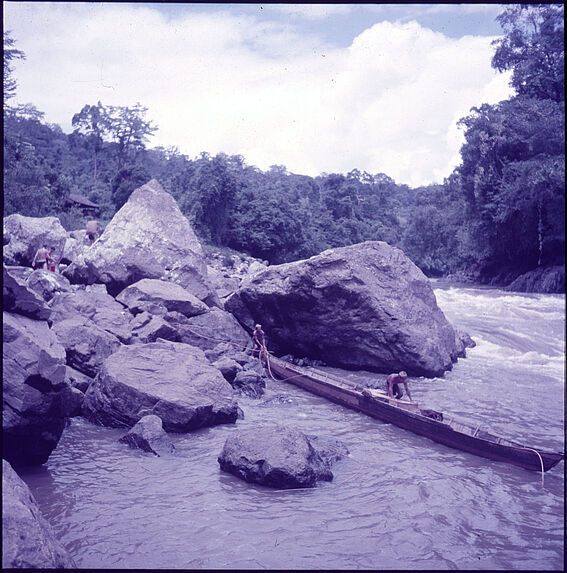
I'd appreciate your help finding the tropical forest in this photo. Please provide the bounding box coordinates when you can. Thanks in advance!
[3,4,564,291]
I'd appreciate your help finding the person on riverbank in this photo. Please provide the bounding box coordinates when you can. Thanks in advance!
[252,324,266,359]
[31,244,52,270]
[386,371,412,401]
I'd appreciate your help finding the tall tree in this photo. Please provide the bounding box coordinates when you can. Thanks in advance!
[105,103,158,168]
[71,101,109,185]
[3,31,25,104]
[492,4,564,102]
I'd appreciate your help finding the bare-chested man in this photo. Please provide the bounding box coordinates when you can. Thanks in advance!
[386,371,412,401]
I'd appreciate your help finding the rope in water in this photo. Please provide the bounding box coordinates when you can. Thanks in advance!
[523,447,545,487]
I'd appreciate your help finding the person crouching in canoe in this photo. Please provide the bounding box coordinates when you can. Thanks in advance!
[386,371,412,401]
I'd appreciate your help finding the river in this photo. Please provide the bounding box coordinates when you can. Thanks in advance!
[18,284,565,570]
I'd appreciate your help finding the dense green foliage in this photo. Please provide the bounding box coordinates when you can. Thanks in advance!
[3,5,564,284]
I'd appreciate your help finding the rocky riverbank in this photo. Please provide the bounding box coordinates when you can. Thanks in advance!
[3,178,474,568]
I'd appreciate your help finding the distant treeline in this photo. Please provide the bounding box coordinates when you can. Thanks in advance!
[3,4,564,285]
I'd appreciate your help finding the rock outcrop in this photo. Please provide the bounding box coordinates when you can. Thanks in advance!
[218,425,345,488]
[227,241,464,377]
[62,179,218,303]
[506,265,565,294]
[3,312,74,467]
[2,460,76,569]
[82,340,239,431]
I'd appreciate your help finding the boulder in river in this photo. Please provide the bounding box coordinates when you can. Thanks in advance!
[227,241,465,377]
[62,179,217,304]
[2,459,76,569]
[118,414,175,457]
[3,312,74,467]
[218,425,342,489]
[82,340,238,431]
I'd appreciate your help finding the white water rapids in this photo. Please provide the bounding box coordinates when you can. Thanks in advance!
[19,284,565,570]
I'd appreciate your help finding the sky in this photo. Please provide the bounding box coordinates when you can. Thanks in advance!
[3,2,514,187]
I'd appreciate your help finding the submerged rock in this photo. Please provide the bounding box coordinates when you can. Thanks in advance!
[218,425,342,489]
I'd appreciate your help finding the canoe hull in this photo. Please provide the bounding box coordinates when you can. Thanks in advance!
[266,356,564,473]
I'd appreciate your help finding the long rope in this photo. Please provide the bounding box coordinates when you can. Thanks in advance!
[523,447,545,487]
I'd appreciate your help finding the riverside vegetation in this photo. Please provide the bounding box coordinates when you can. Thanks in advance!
[3,5,564,292]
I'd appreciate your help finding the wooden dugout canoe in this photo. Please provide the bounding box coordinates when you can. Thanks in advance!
[264,354,564,473]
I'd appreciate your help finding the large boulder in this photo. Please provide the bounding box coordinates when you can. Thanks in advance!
[226,241,464,377]
[116,278,209,317]
[62,179,217,304]
[51,316,123,378]
[3,266,52,321]
[3,312,74,467]
[2,460,76,568]
[3,214,67,268]
[49,288,133,344]
[82,340,238,431]
[218,425,342,489]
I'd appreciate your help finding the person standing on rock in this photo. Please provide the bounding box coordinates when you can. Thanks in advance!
[31,244,52,270]
[252,324,266,359]
[86,220,100,244]
[48,247,57,272]
[386,371,412,401]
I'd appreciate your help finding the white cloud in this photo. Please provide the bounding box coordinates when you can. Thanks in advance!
[3,2,513,187]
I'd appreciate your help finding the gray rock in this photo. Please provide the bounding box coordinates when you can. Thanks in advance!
[25,268,72,302]
[227,241,463,377]
[51,315,122,378]
[82,340,238,431]
[3,214,67,267]
[218,425,336,489]
[213,357,243,383]
[64,366,94,393]
[119,414,175,456]
[2,460,76,569]
[130,311,180,343]
[62,179,217,304]
[167,307,250,353]
[116,278,209,317]
[3,266,52,321]
[49,289,133,343]
[3,312,73,467]
[506,265,565,294]
[231,370,266,398]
